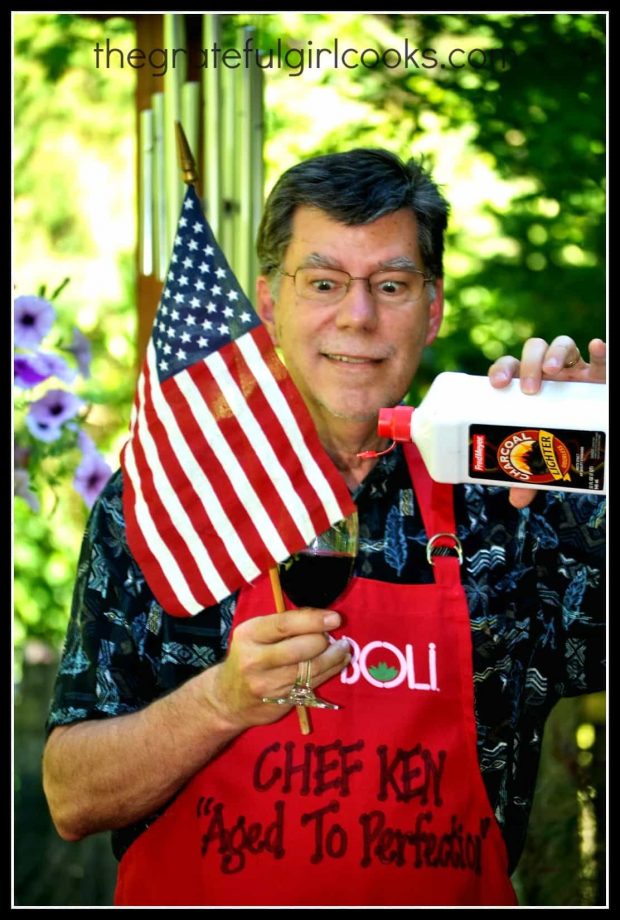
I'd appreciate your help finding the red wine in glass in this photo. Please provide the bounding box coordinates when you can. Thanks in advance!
[279,551,355,609]
[262,512,359,709]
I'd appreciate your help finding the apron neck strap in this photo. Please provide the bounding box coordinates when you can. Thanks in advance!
[403,442,462,586]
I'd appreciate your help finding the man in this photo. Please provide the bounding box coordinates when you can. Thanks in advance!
[43,149,606,906]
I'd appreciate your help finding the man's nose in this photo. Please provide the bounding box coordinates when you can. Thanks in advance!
[334,278,379,330]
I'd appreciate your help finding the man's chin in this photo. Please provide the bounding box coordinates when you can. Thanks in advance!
[331,409,381,423]
[319,399,386,425]
[307,389,406,428]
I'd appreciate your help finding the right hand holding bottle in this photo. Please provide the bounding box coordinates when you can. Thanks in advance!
[488,336,607,508]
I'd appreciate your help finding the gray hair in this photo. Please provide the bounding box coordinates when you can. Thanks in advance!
[256,148,450,284]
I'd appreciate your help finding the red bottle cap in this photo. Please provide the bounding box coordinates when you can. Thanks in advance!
[377,405,415,441]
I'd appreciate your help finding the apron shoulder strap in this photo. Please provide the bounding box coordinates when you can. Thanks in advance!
[403,442,463,586]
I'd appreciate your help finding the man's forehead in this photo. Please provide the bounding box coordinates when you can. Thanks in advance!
[289,203,417,232]
[286,204,421,263]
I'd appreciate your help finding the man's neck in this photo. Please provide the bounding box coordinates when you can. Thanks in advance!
[313,418,388,491]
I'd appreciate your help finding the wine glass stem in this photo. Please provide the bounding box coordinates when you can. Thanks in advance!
[295,660,312,688]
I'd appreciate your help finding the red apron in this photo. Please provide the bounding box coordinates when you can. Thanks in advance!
[115,445,517,906]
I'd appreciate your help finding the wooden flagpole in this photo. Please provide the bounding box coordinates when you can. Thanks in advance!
[269,568,311,735]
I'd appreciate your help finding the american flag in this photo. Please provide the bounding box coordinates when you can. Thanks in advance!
[121,185,356,617]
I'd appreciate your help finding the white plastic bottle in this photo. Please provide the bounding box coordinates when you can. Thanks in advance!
[376,373,607,494]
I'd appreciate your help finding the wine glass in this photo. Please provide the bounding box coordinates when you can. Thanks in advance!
[263,511,359,709]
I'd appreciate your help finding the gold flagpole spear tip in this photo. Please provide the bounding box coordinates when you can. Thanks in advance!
[175,121,199,185]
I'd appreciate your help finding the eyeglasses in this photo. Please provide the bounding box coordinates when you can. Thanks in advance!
[278,267,435,306]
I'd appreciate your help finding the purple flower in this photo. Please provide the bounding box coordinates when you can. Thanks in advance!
[73,450,112,508]
[14,469,40,512]
[14,352,76,390]
[14,355,48,389]
[25,389,84,443]
[14,296,56,349]
[64,327,92,379]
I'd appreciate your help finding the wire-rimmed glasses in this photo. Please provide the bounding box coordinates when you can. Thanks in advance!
[278,266,434,306]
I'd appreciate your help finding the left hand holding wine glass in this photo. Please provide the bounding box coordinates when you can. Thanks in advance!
[207,608,351,729]
[263,513,359,709]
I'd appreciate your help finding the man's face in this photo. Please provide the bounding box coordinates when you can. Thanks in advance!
[256,206,444,430]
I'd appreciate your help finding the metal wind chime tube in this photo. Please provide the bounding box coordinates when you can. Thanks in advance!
[138,13,265,300]
[202,14,222,240]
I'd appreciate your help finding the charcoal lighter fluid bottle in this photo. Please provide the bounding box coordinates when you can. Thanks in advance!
[375,373,607,494]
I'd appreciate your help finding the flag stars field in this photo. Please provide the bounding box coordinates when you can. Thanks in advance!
[148,189,267,379]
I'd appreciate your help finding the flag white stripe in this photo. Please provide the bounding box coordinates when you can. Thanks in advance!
[129,401,138,434]
[134,344,231,602]
[238,334,347,523]
[206,348,318,545]
[175,371,290,564]
[123,435,204,617]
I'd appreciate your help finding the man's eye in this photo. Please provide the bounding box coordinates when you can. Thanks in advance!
[311,278,338,292]
[376,279,403,295]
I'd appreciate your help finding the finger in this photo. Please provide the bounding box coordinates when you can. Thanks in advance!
[519,337,551,394]
[287,636,351,679]
[586,338,607,382]
[261,637,351,698]
[303,638,352,688]
[314,657,352,689]
[509,487,537,509]
[540,335,582,377]
[247,609,341,644]
[262,631,333,670]
[488,355,521,388]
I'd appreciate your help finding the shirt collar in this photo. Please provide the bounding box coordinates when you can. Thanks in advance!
[351,443,407,503]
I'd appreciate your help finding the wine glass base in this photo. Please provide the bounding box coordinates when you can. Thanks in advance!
[262,688,339,710]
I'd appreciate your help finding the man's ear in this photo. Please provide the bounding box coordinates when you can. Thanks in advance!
[256,276,278,345]
[425,277,444,347]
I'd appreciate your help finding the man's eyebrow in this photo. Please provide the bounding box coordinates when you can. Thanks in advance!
[375,256,421,272]
[299,252,343,269]
[298,254,422,272]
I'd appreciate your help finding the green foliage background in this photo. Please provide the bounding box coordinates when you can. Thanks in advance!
[13,11,606,908]
[248,12,606,399]
[14,14,137,661]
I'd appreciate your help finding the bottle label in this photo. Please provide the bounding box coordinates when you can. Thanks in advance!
[468,425,606,491]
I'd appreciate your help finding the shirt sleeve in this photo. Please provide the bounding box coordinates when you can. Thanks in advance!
[45,469,164,735]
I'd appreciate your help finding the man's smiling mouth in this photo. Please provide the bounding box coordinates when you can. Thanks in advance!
[323,353,384,364]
